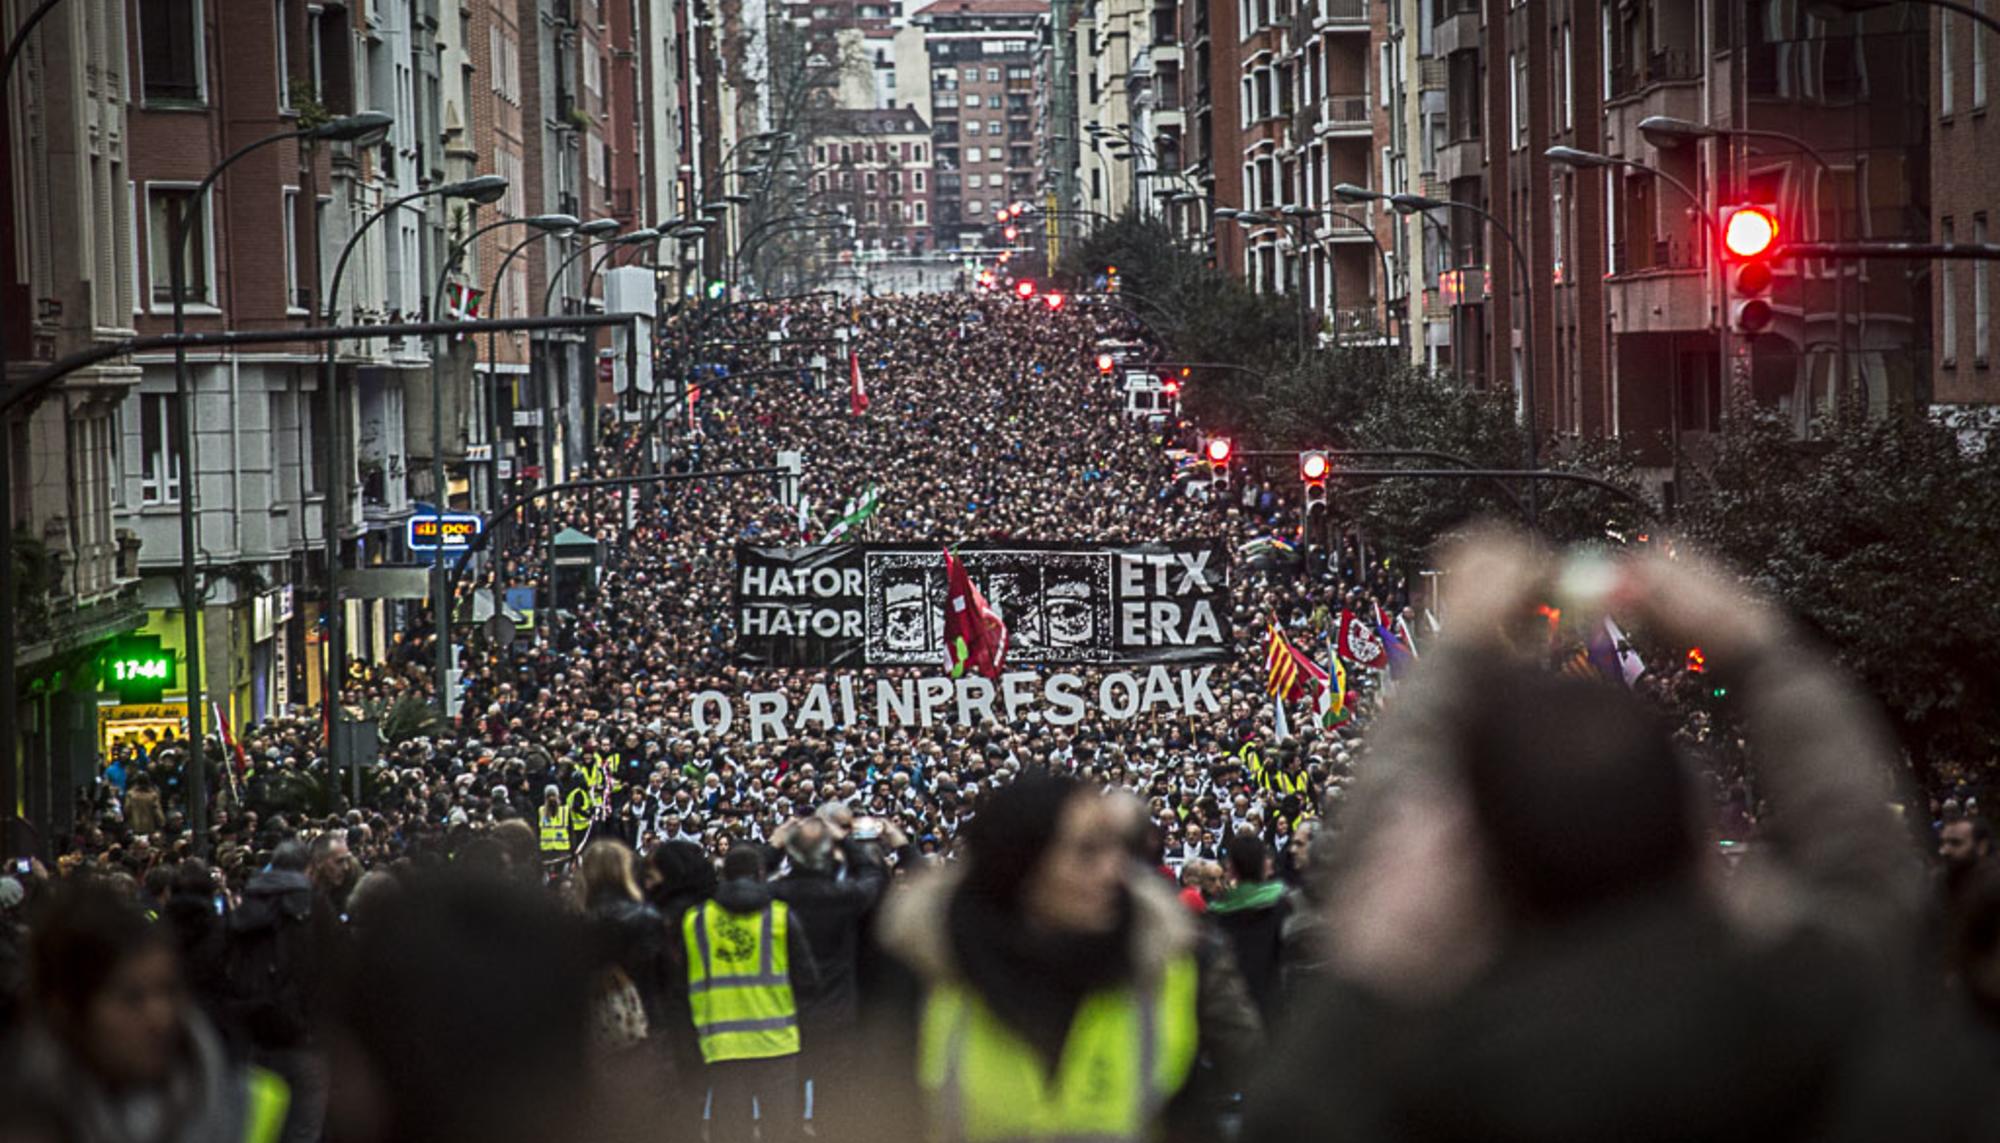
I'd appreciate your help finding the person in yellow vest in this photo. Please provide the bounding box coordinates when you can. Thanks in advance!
[873,773,1253,1143]
[538,784,573,859]
[8,881,290,1142]
[684,846,819,1143]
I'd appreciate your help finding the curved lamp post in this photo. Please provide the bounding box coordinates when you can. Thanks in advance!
[425,212,576,715]
[164,109,392,854]
[317,171,505,788]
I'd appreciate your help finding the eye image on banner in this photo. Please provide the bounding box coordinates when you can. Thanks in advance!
[733,541,1231,668]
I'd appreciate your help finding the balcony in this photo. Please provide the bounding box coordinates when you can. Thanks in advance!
[1313,0,1367,31]
[1314,93,1370,135]
[1608,48,1699,102]
[1315,209,1376,241]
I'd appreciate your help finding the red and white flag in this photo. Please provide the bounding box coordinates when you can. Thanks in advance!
[1336,608,1388,670]
[849,350,870,416]
[445,281,484,341]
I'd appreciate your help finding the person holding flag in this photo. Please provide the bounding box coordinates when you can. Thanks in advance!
[1265,619,1343,739]
[849,349,869,415]
[942,548,1008,680]
[822,485,881,543]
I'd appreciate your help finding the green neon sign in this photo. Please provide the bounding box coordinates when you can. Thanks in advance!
[104,636,176,698]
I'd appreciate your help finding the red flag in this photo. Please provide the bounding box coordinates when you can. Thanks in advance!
[941,548,1007,680]
[212,701,248,776]
[1336,608,1388,670]
[849,350,869,415]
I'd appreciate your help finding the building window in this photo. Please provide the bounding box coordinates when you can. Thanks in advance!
[1561,23,1573,130]
[1511,53,1528,147]
[1943,11,1956,116]
[146,185,212,307]
[1976,4,1989,109]
[1942,218,1958,365]
[140,393,183,504]
[283,188,305,313]
[915,202,926,222]
[968,199,983,215]
[1977,215,1991,363]
[140,0,204,102]
[914,170,925,191]
[275,0,292,110]
[987,67,998,81]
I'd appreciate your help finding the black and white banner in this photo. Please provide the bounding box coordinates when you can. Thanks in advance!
[733,541,1233,668]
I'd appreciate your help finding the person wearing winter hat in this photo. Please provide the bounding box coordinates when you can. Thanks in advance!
[865,773,1227,1143]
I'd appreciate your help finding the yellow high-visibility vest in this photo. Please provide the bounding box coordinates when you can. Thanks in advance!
[917,953,1199,1143]
[683,899,801,1063]
[539,804,572,853]
[243,1065,291,1143]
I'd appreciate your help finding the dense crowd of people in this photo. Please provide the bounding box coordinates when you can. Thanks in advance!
[1,291,1995,1141]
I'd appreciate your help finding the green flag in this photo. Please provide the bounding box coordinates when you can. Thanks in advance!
[823,484,881,542]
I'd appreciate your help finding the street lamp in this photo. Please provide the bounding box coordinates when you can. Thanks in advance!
[426,212,575,717]
[484,216,617,504]
[316,170,505,790]
[1546,145,1727,509]
[1340,182,1542,514]
[162,109,391,854]
[1215,208,1316,354]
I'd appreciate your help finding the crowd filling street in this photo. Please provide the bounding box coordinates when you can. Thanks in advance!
[0,293,1996,1143]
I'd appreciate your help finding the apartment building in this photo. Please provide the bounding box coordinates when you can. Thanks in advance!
[814,108,936,253]
[117,0,395,731]
[913,0,1047,249]
[1932,1,1999,432]
[1,0,146,841]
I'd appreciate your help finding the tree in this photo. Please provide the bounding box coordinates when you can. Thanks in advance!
[1682,403,2000,781]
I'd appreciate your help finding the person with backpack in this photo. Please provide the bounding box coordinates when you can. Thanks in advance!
[227,839,340,1143]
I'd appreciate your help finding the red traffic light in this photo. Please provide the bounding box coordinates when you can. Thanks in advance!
[1161,378,1181,396]
[995,208,1011,223]
[1686,646,1707,674]
[1095,352,1115,374]
[1205,437,1233,465]
[1015,280,1037,299]
[1300,450,1330,482]
[1003,225,1019,241]
[1042,291,1065,310]
[1722,206,1779,259]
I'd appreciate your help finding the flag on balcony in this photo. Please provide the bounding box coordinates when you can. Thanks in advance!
[445,281,484,341]
[850,350,870,415]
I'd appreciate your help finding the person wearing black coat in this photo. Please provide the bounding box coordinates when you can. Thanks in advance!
[161,858,230,1032]
[770,817,892,1138]
[578,839,676,1033]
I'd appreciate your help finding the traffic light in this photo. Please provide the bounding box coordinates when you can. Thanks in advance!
[1721,204,1779,336]
[1299,450,1330,513]
[1095,352,1116,375]
[1686,646,1707,674]
[1015,279,1037,299]
[1003,225,1019,242]
[1161,376,1181,397]
[1042,291,1065,311]
[1205,437,1233,490]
